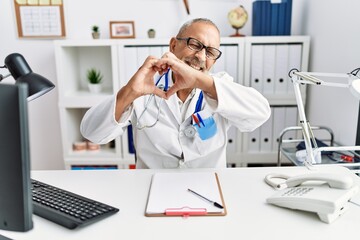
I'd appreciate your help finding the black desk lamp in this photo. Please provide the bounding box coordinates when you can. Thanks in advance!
[0,53,55,101]
[0,53,55,234]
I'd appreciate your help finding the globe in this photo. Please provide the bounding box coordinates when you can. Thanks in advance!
[228,5,248,37]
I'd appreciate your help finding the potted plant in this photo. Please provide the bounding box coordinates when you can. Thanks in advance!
[92,25,100,39]
[87,68,103,93]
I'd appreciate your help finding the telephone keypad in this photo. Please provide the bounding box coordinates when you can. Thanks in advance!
[282,187,314,197]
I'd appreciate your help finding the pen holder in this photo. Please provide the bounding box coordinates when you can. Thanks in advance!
[194,117,217,140]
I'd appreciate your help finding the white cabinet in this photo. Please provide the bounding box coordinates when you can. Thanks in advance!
[54,36,310,169]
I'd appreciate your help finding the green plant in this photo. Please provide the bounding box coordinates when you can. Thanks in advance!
[87,68,103,84]
[92,25,99,33]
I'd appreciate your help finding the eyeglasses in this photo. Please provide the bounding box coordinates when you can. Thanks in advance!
[176,37,222,60]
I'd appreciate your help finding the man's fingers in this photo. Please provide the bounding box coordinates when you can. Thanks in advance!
[164,86,179,99]
[153,87,167,99]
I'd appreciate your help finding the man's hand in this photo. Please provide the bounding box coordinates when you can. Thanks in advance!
[156,52,202,98]
[127,56,167,99]
[155,52,217,100]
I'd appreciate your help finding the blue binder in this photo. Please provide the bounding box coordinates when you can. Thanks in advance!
[270,3,279,35]
[252,0,263,36]
[284,0,292,35]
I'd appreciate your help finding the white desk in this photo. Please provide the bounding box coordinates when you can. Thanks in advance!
[1,166,359,240]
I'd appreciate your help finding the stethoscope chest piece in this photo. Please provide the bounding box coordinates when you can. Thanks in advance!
[184,125,196,138]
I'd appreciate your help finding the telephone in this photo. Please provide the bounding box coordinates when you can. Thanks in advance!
[265,173,359,223]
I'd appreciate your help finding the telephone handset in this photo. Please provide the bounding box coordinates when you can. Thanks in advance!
[265,173,359,224]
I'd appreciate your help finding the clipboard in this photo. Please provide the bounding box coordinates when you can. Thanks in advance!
[145,172,227,217]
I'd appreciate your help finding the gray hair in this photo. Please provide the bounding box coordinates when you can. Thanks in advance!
[176,18,220,37]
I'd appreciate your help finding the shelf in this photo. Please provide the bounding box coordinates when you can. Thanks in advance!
[55,36,310,169]
[60,90,113,108]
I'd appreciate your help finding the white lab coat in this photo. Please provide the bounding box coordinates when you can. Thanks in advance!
[80,71,270,169]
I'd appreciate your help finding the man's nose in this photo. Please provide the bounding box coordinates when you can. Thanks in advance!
[195,48,207,61]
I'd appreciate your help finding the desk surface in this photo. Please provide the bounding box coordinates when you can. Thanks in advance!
[1,166,360,240]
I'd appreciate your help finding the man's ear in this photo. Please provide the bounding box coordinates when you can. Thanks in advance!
[169,37,177,53]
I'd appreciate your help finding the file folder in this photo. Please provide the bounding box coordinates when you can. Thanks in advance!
[145,172,226,217]
[274,44,289,94]
[250,45,264,92]
[259,107,274,152]
[287,44,302,93]
[263,45,276,94]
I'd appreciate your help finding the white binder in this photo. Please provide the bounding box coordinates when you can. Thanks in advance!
[124,47,138,84]
[136,47,150,67]
[149,46,163,58]
[247,128,260,153]
[211,45,225,74]
[161,46,169,55]
[274,44,289,94]
[287,44,302,93]
[285,107,298,140]
[250,45,263,92]
[263,45,276,94]
[272,107,286,152]
[226,126,238,156]
[259,107,274,152]
[224,45,238,82]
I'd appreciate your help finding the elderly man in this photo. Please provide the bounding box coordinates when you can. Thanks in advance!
[81,18,270,169]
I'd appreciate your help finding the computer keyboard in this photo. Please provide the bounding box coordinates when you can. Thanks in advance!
[31,179,119,229]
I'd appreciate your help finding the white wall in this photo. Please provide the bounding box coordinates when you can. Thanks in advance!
[1,0,356,170]
[301,0,360,146]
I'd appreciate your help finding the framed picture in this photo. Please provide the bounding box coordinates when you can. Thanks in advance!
[110,21,135,39]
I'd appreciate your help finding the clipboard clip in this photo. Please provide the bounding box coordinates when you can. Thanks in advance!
[165,207,207,218]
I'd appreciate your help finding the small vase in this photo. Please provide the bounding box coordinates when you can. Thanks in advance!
[147,29,155,38]
[92,32,100,39]
[88,83,102,93]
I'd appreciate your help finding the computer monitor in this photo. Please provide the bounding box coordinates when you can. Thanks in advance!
[0,83,33,232]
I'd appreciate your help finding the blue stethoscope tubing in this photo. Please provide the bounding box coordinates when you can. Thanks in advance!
[156,69,203,114]
[136,69,204,131]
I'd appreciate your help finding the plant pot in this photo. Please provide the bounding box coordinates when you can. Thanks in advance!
[88,83,102,93]
[92,32,100,39]
[147,29,155,38]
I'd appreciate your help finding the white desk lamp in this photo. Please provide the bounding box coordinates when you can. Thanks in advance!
[290,68,360,169]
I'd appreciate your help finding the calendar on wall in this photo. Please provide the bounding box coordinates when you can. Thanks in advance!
[14,0,66,38]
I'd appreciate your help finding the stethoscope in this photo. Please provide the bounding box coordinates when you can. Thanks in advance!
[135,69,204,138]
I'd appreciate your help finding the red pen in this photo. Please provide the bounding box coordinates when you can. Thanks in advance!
[192,114,201,127]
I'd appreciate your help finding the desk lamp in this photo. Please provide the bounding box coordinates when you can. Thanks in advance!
[0,53,54,233]
[290,68,360,169]
[0,53,55,101]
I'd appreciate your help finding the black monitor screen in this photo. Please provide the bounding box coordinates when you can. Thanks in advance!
[0,83,33,232]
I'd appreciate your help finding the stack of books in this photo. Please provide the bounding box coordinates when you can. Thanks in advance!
[252,0,292,36]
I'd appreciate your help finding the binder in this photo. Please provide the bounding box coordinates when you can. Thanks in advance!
[274,44,289,94]
[136,47,150,67]
[272,107,286,152]
[262,0,272,35]
[161,46,169,55]
[262,45,276,94]
[250,44,263,92]
[149,46,162,58]
[225,45,238,83]
[247,127,260,152]
[124,47,138,84]
[226,126,238,156]
[287,44,302,93]
[211,46,225,74]
[270,2,279,35]
[284,106,298,140]
[252,0,262,36]
[284,0,293,35]
[145,172,226,217]
[278,0,287,35]
[259,107,274,152]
